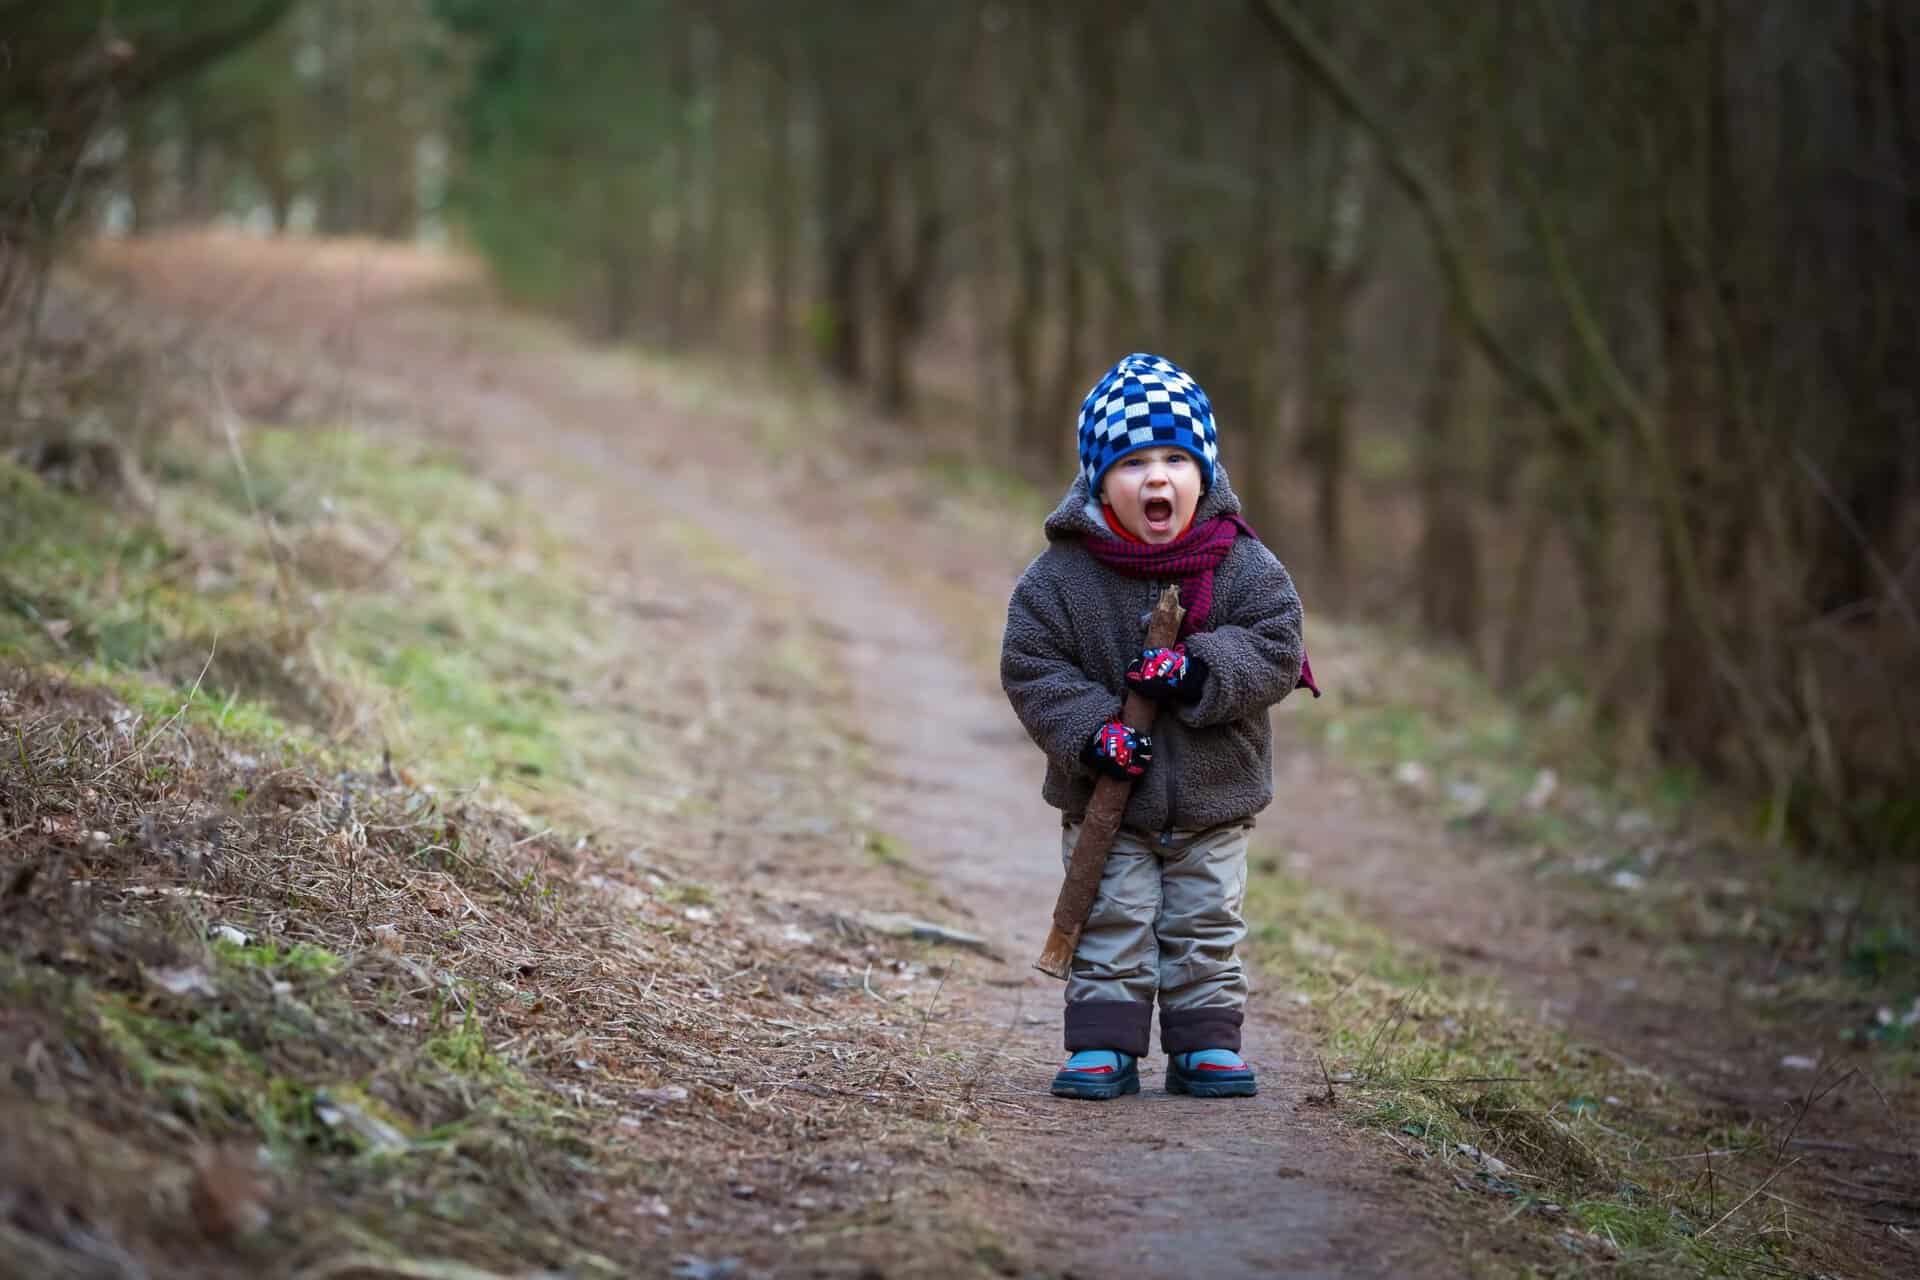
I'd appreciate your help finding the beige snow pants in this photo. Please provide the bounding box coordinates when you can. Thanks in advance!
[1059,818,1251,1058]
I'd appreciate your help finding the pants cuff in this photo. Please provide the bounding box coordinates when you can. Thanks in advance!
[1160,1006,1244,1054]
[1064,1000,1153,1057]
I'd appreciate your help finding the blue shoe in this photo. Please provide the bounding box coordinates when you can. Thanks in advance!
[1167,1049,1258,1098]
[1050,1050,1140,1101]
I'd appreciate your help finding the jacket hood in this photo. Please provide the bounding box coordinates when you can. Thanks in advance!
[1042,462,1245,543]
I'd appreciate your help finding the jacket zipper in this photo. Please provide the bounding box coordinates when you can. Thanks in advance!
[1151,580,1178,846]
[1158,730,1178,847]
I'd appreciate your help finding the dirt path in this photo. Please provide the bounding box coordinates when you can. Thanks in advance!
[737,519,1418,1279]
[89,234,1459,1276]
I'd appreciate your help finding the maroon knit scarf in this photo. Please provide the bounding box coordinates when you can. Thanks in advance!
[1083,513,1256,638]
[1084,512,1322,696]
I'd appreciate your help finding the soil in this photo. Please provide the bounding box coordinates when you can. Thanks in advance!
[77,231,1915,1278]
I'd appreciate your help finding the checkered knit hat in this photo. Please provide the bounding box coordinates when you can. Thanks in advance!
[1076,353,1219,496]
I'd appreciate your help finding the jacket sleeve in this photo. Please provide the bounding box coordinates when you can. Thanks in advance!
[1000,553,1120,775]
[1175,542,1305,729]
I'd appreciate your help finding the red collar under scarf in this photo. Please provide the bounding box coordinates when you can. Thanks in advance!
[1101,502,1195,546]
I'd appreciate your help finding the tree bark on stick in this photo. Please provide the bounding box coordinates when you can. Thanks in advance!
[1035,585,1185,980]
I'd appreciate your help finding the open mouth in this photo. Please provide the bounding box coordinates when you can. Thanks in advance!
[1143,497,1175,528]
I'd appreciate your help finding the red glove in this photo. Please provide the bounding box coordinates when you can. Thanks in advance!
[1126,644,1207,704]
[1084,719,1153,780]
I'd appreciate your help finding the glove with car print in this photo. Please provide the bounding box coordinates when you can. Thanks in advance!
[1083,719,1154,780]
[1125,644,1208,704]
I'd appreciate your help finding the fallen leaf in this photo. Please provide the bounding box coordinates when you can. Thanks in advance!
[190,1147,271,1239]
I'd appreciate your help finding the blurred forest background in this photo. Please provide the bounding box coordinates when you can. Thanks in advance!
[6,0,1918,859]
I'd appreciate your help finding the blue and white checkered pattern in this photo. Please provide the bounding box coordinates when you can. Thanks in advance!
[1076,353,1218,496]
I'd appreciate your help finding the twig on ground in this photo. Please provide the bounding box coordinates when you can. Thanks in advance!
[1314,1052,1338,1105]
[91,635,217,785]
[1407,1075,1528,1084]
[1701,1158,1803,1239]
[210,370,297,606]
[1359,980,1426,1076]
[1775,1066,1858,1164]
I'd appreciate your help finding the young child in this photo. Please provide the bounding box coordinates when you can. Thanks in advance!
[1001,352,1315,1101]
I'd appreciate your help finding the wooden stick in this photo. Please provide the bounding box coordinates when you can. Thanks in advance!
[1034,585,1184,980]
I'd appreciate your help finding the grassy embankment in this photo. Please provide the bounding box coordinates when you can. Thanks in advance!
[1237,628,1917,1276]
[1,422,1029,1277]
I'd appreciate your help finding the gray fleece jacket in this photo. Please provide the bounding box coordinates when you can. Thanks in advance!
[1000,466,1305,834]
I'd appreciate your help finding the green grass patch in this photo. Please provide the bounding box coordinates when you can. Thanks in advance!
[0,427,677,824]
[1243,867,1803,1277]
[213,937,343,976]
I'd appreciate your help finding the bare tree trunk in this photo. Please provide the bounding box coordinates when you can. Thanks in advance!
[816,92,866,383]
[873,151,906,413]
[1045,16,1107,455]
[315,4,357,234]
[593,175,637,340]
[1297,85,1356,602]
[695,26,730,346]
[1654,0,1738,768]
[125,103,161,233]
[1235,57,1287,536]
[875,119,944,419]
[1300,246,1350,597]
[1498,486,1553,689]
[1415,298,1481,648]
[1006,17,1049,477]
[1807,0,1920,617]
[663,12,696,350]
[1654,265,1724,762]
[763,47,794,361]
[1416,96,1486,650]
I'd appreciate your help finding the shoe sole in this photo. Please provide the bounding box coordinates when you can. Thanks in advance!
[1167,1072,1258,1099]
[1051,1075,1141,1101]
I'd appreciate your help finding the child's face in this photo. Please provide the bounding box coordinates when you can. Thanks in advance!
[1100,447,1202,544]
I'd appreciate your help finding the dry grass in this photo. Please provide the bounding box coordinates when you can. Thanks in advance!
[0,270,1046,1274]
[1,672,1038,1277]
